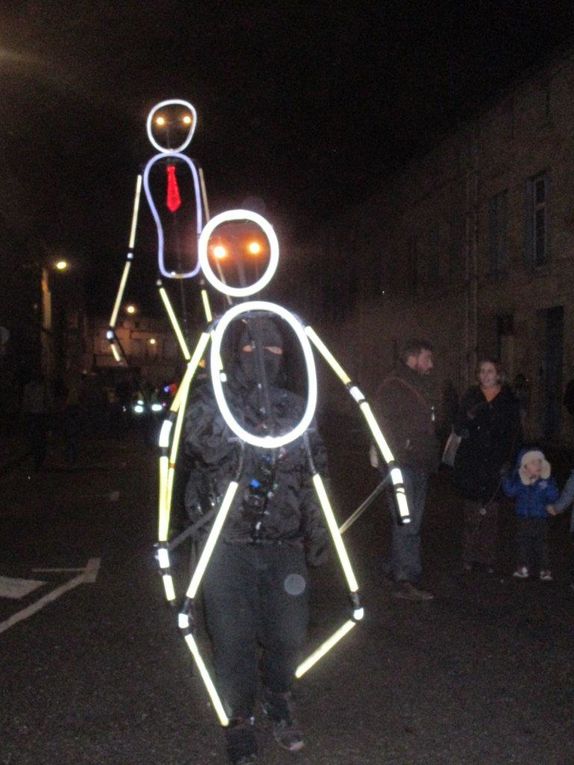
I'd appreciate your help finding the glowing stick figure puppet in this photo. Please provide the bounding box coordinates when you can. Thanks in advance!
[156,210,410,743]
[107,99,211,365]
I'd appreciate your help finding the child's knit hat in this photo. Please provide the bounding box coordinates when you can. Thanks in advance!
[518,448,551,485]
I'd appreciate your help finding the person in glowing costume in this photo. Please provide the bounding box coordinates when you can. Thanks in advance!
[184,316,328,763]
[156,209,410,765]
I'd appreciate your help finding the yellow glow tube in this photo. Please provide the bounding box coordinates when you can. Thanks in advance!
[128,175,143,249]
[199,167,210,221]
[186,481,239,599]
[109,260,132,328]
[158,285,191,360]
[183,632,229,726]
[201,289,213,323]
[359,400,394,465]
[169,333,210,416]
[312,474,359,593]
[295,620,356,678]
[305,327,351,385]
[110,343,122,363]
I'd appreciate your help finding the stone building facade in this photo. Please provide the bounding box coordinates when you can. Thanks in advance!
[309,46,574,444]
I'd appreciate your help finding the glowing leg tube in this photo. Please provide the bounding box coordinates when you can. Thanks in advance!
[158,283,191,361]
[182,631,229,726]
[109,259,132,329]
[128,174,143,250]
[312,474,359,593]
[185,481,239,600]
[295,620,357,678]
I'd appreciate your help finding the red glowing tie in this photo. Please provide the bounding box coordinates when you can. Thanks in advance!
[166,165,181,213]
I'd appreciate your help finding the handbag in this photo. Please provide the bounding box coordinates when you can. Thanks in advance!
[441,429,461,467]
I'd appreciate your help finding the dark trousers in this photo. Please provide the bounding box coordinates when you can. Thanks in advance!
[462,499,499,568]
[387,466,428,584]
[515,517,550,572]
[202,542,309,720]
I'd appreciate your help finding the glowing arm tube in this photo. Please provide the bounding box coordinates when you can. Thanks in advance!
[157,281,192,361]
[201,289,213,323]
[305,325,410,526]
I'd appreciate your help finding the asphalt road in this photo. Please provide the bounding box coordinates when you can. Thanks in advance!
[0,421,573,765]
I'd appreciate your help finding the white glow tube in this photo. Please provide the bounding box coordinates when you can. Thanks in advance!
[143,153,202,279]
[162,574,176,602]
[198,210,279,297]
[128,175,143,249]
[109,260,132,328]
[295,620,356,678]
[185,481,239,599]
[146,99,197,154]
[158,455,170,541]
[183,633,229,726]
[158,419,173,449]
[158,285,191,360]
[312,474,359,593]
[210,302,317,449]
[305,327,351,385]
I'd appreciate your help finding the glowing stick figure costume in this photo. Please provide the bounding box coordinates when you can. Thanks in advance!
[107,99,212,364]
[155,210,411,743]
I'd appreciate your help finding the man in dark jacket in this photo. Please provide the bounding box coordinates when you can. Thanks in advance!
[373,339,439,601]
[183,317,328,765]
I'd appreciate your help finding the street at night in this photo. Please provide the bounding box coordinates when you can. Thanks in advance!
[1,420,572,765]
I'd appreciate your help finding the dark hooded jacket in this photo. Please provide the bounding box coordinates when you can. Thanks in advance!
[182,323,328,565]
[373,362,439,473]
[453,384,521,502]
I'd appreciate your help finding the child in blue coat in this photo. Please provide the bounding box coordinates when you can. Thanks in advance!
[546,470,574,589]
[502,448,559,580]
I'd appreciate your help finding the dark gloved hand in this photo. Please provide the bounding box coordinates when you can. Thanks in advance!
[305,542,329,568]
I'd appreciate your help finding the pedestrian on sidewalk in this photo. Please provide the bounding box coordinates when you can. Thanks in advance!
[546,469,574,589]
[452,358,521,575]
[503,447,558,581]
[21,370,52,473]
[373,338,439,602]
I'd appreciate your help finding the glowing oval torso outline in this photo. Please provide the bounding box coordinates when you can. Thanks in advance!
[209,301,318,449]
[143,152,203,279]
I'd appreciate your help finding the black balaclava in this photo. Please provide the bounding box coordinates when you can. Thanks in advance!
[238,317,283,387]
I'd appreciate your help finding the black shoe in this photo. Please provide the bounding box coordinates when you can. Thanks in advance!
[225,718,258,764]
[392,581,434,601]
[262,690,304,752]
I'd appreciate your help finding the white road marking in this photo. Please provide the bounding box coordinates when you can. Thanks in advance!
[0,558,101,634]
[0,576,46,600]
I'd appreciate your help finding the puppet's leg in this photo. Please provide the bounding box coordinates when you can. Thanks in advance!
[107,175,143,363]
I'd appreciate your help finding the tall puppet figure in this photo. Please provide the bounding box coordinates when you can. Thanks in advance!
[107,99,211,365]
[155,210,411,764]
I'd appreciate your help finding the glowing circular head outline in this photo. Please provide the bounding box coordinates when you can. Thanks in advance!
[199,210,279,297]
[146,100,197,154]
[210,301,318,449]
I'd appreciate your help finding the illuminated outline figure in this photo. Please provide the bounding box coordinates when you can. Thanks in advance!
[107,99,211,364]
[156,209,411,727]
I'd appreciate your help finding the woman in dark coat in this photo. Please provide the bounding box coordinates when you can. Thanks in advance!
[453,359,521,573]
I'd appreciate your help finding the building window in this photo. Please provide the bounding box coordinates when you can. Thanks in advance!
[488,189,508,275]
[525,172,549,267]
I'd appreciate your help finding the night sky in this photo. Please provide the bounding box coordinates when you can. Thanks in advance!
[1,1,573,309]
